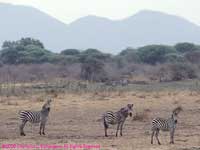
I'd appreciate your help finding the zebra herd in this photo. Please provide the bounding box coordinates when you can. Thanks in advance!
[18,100,183,145]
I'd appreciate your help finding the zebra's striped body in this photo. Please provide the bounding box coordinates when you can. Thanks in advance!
[103,104,133,137]
[152,117,176,131]
[19,111,42,123]
[151,107,182,145]
[19,99,52,136]
[104,111,125,125]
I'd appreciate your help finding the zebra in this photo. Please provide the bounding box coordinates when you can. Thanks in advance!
[151,106,182,145]
[103,104,134,137]
[19,99,52,136]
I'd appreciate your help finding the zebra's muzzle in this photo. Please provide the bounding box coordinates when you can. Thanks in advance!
[129,112,132,117]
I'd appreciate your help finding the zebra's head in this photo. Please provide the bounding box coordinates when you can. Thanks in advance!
[127,104,134,117]
[42,99,52,111]
[120,104,134,117]
[172,106,182,124]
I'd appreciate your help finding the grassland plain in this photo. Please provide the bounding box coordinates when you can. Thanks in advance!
[0,82,200,150]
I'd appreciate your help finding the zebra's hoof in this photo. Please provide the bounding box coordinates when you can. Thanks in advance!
[170,142,174,144]
[158,142,161,145]
[42,132,45,135]
[105,135,108,137]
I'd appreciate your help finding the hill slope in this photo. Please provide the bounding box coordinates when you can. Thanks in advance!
[0,3,69,52]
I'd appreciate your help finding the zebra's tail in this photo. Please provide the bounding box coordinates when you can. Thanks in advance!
[96,114,104,122]
[103,114,108,128]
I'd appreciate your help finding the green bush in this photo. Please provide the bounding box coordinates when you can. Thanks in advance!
[137,45,176,65]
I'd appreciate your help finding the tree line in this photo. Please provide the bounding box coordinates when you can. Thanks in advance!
[1,37,200,82]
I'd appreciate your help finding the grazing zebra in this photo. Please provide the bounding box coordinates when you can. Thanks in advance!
[151,106,182,145]
[19,99,52,136]
[103,104,134,137]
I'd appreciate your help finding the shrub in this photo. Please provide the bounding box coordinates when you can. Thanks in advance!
[168,63,198,81]
[164,53,185,63]
[80,56,107,82]
[184,51,200,64]
[152,63,198,82]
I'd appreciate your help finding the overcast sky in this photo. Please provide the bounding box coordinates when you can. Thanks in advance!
[0,0,200,25]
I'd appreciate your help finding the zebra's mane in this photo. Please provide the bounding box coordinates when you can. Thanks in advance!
[120,107,127,112]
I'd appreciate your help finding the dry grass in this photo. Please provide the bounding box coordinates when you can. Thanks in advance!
[132,109,149,122]
[0,90,200,150]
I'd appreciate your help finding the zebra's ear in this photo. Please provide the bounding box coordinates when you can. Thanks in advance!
[127,104,134,109]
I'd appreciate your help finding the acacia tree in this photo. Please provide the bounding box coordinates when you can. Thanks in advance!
[175,42,198,53]
[19,38,44,49]
[0,38,54,64]
[137,45,176,65]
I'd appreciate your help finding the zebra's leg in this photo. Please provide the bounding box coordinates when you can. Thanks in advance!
[170,129,175,144]
[42,123,46,135]
[19,120,27,136]
[39,122,43,135]
[115,123,120,137]
[103,120,108,137]
[120,121,125,136]
[155,129,161,145]
[151,130,155,144]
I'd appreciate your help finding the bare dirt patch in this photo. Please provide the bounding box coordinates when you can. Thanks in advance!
[0,90,199,150]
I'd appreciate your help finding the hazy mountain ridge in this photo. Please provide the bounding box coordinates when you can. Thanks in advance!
[0,3,69,52]
[1,3,200,53]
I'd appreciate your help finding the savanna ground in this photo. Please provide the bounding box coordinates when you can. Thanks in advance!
[0,81,200,150]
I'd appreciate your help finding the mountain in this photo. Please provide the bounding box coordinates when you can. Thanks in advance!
[1,3,200,53]
[65,10,200,53]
